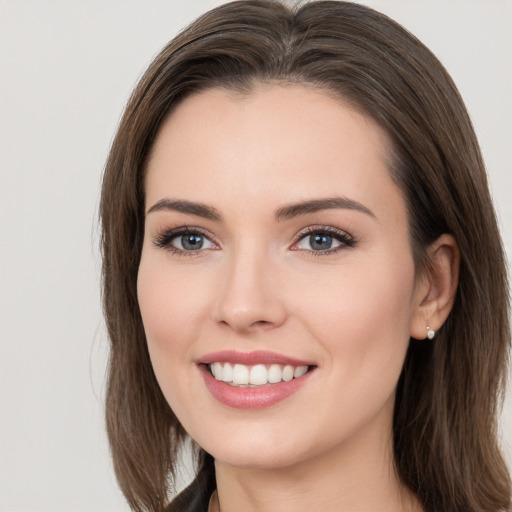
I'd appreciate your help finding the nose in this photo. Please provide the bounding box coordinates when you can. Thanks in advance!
[214,245,287,334]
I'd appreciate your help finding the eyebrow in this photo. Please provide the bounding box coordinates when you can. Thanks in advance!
[146,198,222,221]
[275,197,376,221]
[146,196,375,222]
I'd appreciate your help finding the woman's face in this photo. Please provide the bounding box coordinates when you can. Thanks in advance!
[138,85,425,470]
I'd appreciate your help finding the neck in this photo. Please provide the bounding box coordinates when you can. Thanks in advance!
[209,416,423,512]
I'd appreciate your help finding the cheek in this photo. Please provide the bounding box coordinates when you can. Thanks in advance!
[136,254,211,377]
[285,254,416,443]
[136,254,218,429]
[296,252,415,376]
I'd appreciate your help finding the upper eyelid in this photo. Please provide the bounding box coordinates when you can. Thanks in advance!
[294,225,353,240]
[155,225,216,239]
[155,224,351,237]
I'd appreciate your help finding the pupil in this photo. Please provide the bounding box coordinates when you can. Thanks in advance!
[310,233,332,250]
[182,234,203,250]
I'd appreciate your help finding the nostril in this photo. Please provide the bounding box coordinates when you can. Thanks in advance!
[251,320,272,327]
[218,318,275,333]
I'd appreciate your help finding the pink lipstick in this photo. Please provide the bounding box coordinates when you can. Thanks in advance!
[197,350,315,409]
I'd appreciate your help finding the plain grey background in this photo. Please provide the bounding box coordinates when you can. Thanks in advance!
[1,1,511,510]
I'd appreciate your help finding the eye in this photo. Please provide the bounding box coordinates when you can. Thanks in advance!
[154,228,217,254]
[292,227,356,254]
[298,232,340,251]
[172,232,214,251]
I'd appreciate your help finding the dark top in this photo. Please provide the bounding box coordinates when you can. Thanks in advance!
[166,467,215,512]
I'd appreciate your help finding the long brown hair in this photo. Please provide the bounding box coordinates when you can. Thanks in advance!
[99,1,511,511]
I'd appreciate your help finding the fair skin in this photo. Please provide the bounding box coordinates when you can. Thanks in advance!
[137,85,458,512]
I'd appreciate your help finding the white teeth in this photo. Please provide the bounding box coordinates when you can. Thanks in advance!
[209,362,310,386]
[249,364,268,385]
[282,365,294,382]
[294,365,308,378]
[221,362,233,382]
[268,364,282,383]
[211,362,223,380]
[232,364,249,385]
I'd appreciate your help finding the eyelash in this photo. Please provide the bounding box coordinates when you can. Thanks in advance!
[292,225,357,256]
[153,227,217,257]
[152,225,357,257]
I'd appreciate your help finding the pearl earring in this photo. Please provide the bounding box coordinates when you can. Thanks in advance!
[426,323,436,340]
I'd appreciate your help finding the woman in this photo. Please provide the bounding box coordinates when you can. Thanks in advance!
[99,1,511,511]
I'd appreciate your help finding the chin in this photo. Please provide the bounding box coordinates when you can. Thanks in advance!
[192,422,333,472]
[209,444,307,471]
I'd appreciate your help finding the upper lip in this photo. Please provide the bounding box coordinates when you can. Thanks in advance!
[197,350,315,367]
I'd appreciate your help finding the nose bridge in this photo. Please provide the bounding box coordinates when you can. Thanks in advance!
[215,237,285,332]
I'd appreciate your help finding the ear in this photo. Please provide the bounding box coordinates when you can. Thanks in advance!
[410,234,460,340]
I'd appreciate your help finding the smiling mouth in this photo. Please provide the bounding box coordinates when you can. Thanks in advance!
[208,362,311,387]
[198,352,316,408]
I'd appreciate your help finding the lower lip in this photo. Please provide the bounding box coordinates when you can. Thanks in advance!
[199,365,313,409]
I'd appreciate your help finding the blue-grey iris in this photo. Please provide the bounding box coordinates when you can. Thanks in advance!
[182,234,204,250]
[310,233,333,250]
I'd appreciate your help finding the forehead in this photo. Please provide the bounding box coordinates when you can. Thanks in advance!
[144,84,404,226]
